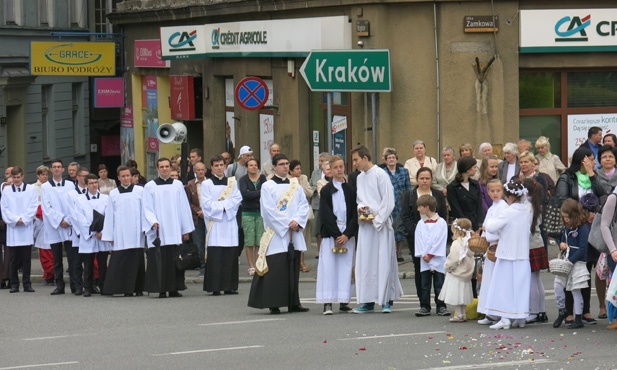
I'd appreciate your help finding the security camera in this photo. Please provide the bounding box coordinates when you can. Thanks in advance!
[357,40,364,47]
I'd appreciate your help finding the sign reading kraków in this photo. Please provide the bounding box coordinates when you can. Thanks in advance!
[30,42,115,76]
[300,50,391,92]
[160,25,207,60]
[520,9,617,53]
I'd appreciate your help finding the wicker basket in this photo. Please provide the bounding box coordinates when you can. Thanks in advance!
[468,235,489,254]
[549,248,573,277]
[486,245,497,262]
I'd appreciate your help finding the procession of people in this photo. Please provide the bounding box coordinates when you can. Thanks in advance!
[3,130,617,332]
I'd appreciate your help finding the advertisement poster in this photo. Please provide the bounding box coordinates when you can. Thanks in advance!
[142,76,159,180]
[94,77,124,108]
[120,106,134,165]
[567,113,617,162]
[332,115,347,162]
[259,114,274,164]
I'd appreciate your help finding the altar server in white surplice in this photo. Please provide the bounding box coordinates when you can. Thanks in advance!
[41,159,82,295]
[74,174,112,297]
[248,154,311,314]
[316,155,358,315]
[102,165,146,296]
[1,167,38,293]
[350,145,403,314]
[201,155,242,295]
[142,158,194,298]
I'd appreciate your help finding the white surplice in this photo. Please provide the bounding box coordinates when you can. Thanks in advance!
[355,165,403,306]
[33,180,47,249]
[414,217,447,273]
[201,177,242,247]
[316,180,355,303]
[74,193,112,254]
[260,178,310,255]
[1,183,38,246]
[142,179,194,247]
[101,185,145,251]
[41,180,76,244]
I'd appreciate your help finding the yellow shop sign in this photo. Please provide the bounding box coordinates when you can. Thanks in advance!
[30,42,116,76]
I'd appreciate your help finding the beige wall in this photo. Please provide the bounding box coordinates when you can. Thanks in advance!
[118,1,522,168]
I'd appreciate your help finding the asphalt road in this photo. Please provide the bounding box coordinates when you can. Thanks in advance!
[1,270,615,370]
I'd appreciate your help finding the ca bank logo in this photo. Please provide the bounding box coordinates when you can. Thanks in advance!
[554,15,591,42]
[211,28,220,49]
[168,29,197,52]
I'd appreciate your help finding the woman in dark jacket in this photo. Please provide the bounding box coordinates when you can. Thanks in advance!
[551,146,606,325]
[447,156,485,231]
[238,159,267,276]
[399,167,447,301]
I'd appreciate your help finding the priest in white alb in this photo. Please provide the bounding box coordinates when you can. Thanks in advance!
[248,154,310,314]
[351,145,403,314]
[143,158,194,298]
[1,166,38,293]
[102,165,146,297]
[201,154,242,295]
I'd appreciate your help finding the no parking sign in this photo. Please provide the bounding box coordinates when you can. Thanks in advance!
[235,76,269,111]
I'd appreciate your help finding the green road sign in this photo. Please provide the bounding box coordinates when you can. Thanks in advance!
[299,49,391,92]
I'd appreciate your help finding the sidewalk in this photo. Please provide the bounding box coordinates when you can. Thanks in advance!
[26,243,416,285]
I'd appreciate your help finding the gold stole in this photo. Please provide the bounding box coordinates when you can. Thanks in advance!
[205,177,236,247]
[255,178,299,276]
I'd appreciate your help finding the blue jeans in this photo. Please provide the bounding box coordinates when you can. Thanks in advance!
[420,270,446,311]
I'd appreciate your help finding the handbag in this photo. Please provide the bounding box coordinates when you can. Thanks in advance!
[549,247,573,277]
[174,241,201,271]
[544,198,564,238]
[607,265,617,311]
[588,193,617,254]
[596,253,609,280]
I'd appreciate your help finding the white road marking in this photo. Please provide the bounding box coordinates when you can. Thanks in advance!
[152,345,264,356]
[22,334,95,341]
[418,359,557,369]
[0,361,79,369]
[338,331,446,341]
[199,318,285,326]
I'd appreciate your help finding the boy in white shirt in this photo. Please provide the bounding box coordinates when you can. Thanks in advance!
[414,194,450,317]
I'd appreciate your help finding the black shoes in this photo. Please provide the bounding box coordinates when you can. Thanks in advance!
[50,288,65,295]
[158,292,167,298]
[269,307,281,315]
[168,291,182,298]
[44,279,55,286]
[93,286,101,294]
[553,308,568,328]
[124,293,133,297]
[84,290,92,297]
[9,287,18,293]
[24,287,35,293]
[135,292,144,297]
[569,314,584,329]
[289,305,309,313]
[224,290,238,295]
[74,288,84,296]
[339,303,352,312]
[212,292,221,296]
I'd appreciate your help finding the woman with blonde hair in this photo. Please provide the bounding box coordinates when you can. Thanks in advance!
[405,140,438,187]
[535,136,566,183]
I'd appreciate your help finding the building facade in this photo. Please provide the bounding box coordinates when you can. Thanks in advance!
[109,0,617,171]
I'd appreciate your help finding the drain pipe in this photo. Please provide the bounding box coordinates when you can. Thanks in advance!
[433,2,441,160]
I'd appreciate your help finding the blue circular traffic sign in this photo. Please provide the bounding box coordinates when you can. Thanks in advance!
[235,76,269,111]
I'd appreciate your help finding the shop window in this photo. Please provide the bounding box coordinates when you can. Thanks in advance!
[519,115,562,156]
[567,71,617,108]
[519,72,560,109]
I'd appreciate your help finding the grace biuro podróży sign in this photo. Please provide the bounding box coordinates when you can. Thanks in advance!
[299,50,391,92]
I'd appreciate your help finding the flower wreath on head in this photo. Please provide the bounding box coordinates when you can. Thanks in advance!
[504,181,529,198]
[453,219,472,262]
